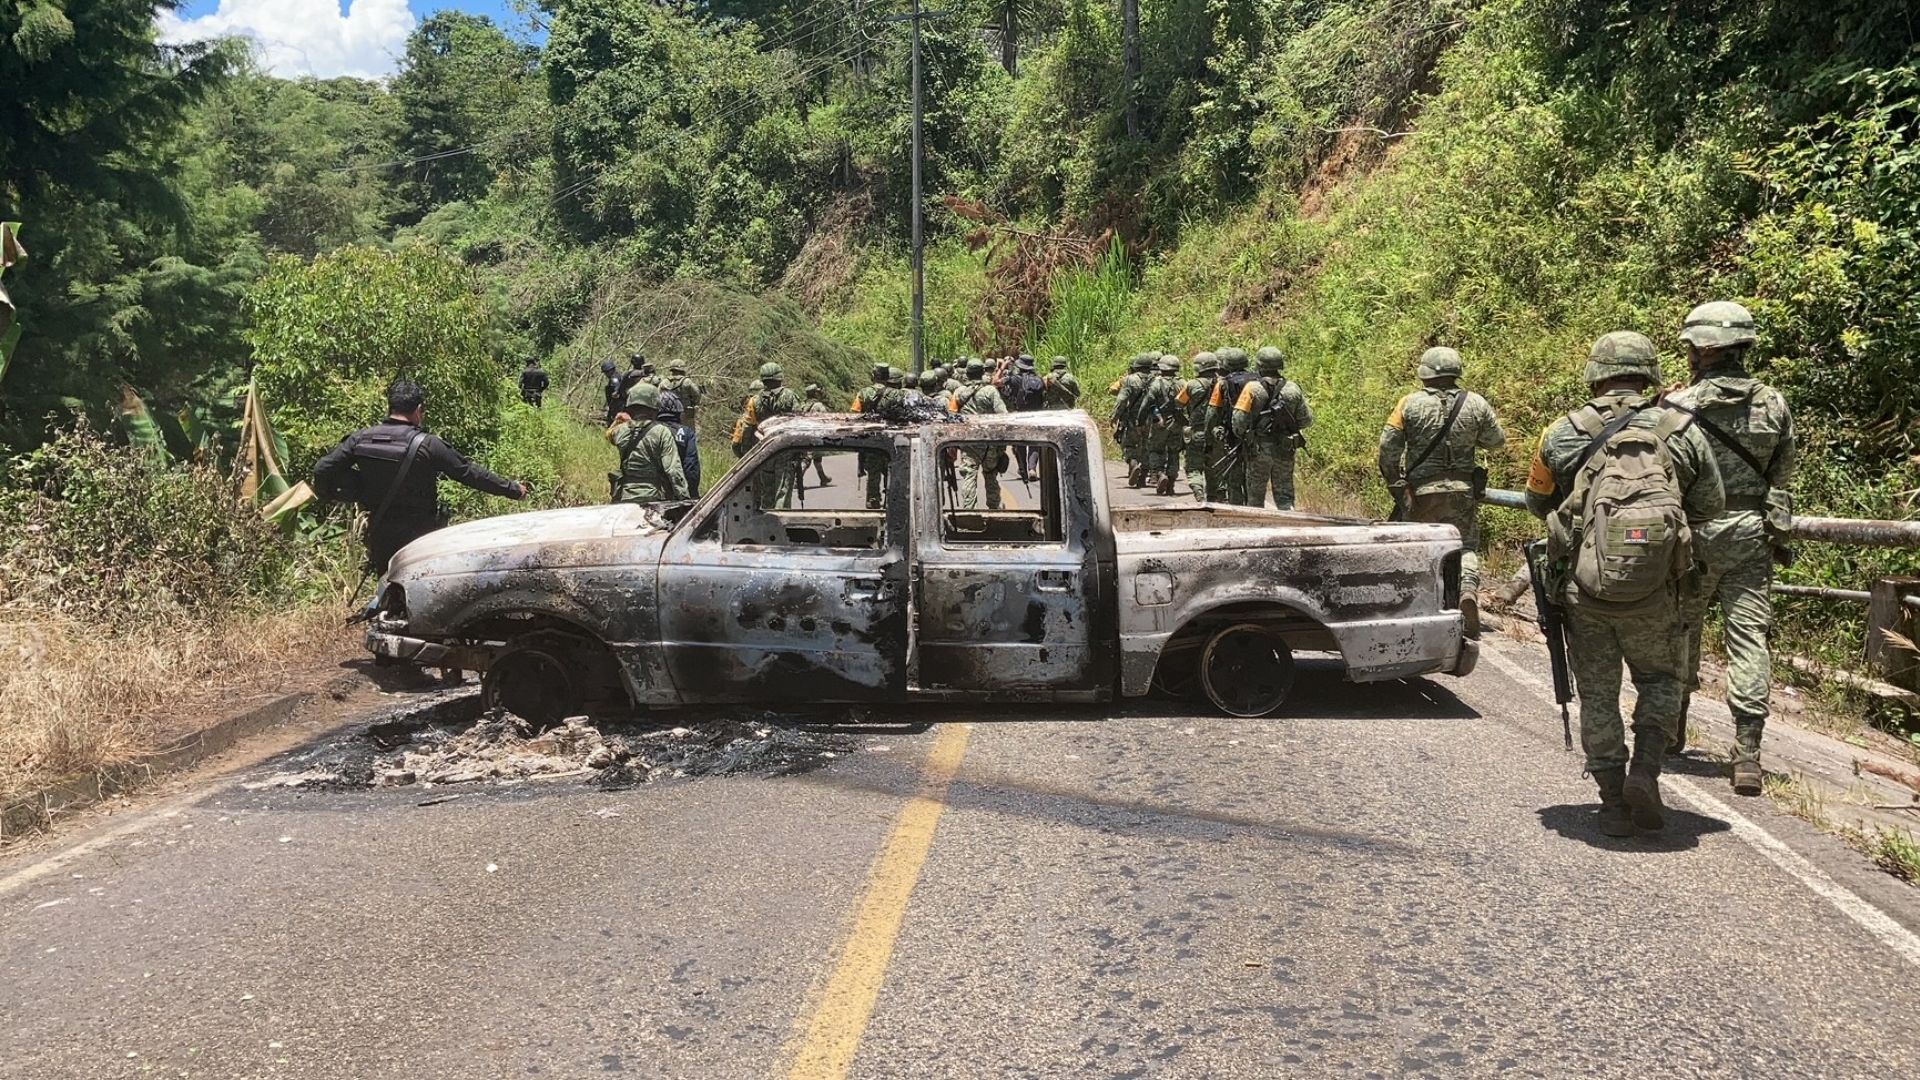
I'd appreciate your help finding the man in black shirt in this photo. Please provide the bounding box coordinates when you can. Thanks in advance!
[313,379,528,575]
[519,359,550,406]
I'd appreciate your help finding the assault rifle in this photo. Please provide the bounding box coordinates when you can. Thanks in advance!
[1526,539,1575,750]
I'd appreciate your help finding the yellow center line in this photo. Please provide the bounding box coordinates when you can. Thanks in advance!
[784,722,973,1080]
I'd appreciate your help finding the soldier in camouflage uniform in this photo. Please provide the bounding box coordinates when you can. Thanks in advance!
[1206,349,1253,504]
[950,358,1009,509]
[1525,332,1725,837]
[1111,354,1154,487]
[1177,352,1222,503]
[608,383,690,506]
[941,363,963,396]
[1230,347,1313,510]
[1139,356,1185,495]
[1042,357,1081,410]
[732,362,802,508]
[800,383,833,487]
[664,361,702,434]
[1378,347,1507,634]
[919,370,949,410]
[1666,302,1796,792]
[850,363,894,509]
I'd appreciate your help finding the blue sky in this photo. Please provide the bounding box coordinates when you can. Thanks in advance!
[160,0,544,79]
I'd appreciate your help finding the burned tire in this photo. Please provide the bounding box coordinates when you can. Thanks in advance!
[1199,623,1295,718]
[482,645,579,728]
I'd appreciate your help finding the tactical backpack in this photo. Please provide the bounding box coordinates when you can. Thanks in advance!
[1006,371,1044,411]
[1547,405,1693,613]
[1253,377,1292,438]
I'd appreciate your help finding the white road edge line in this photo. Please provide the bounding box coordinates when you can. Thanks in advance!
[1479,639,1920,970]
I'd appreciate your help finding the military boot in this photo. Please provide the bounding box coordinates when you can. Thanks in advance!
[1667,692,1691,756]
[1731,713,1765,797]
[1459,594,1480,638]
[1127,463,1147,488]
[1624,727,1666,832]
[1592,767,1635,838]
[1155,472,1175,496]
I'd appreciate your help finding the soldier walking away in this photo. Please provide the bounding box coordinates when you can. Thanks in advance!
[664,361,702,434]
[732,362,801,507]
[919,369,950,410]
[1524,332,1725,838]
[799,383,834,487]
[1230,347,1313,509]
[313,378,528,577]
[1665,301,1796,792]
[950,358,1009,509]
[851,363,894,509]
[1042,356,1081,410]
[1140,355,1185,496]
[519,358,549,407]
[1207,348,1255,504]
[1000,355,1046,481]
[1378,347,1507,635]
[601,360,623,424]
[1178,352,1221,502]
[1112,353,1154,487]
[656,390,702,500]
[618,352,654,402]
[607,383,690,506]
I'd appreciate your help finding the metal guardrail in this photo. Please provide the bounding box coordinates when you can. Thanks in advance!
[1479,487,1920,698]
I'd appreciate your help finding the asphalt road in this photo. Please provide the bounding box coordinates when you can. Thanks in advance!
[4,470,1919,1079]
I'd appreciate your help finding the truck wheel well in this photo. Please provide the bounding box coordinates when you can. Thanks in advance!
[1151,602,1335,698]
[457,613,627,714]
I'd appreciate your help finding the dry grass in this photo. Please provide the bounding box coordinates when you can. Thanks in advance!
[0,604,351,808]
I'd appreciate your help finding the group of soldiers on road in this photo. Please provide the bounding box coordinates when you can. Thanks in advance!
[319,300,1793,843]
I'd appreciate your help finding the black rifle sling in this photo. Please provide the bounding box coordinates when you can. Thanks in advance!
[1664,399,1778,483]
[366,430,427,539]
[1405,389,1468,475]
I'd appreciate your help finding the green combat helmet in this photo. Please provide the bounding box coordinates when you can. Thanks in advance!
[870,362,891,384]
[1254,346,1286,376]
[759,362,784,385]
[965,358,986,380]
[1417,346,1463,380]
[1219,348,1250,373]
[625,382,661,410]
[1584,331,1662,387]
[1194,351,1220,374]
[804,383,824,399]
[1051,356,1069,371]
[1156,356,1180,375]
[919,370,942,393]
[1679,301,1758,350]
[1130,353,1154,373]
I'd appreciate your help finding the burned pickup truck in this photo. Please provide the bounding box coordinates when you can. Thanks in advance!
[365,413,1475,720]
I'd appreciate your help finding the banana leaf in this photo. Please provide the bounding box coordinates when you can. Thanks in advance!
[0,221,22,385]
[118,386,170,464]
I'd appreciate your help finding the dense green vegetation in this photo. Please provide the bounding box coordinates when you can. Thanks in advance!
[2,0,1916,686]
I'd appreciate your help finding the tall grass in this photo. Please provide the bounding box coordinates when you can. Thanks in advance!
[1030,237,1134,366]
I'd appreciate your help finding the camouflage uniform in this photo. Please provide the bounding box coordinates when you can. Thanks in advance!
[949,362,1009,509]
[733,363,801,508]
[800,385,833,486]
[1111,354,1153,487]
[1140,356,1185,494]
[608,384,690,505]
[1206,349,1252,504]
[1378,348,1507,599]
[664,364,702,433]
[1042,358,1081,410]
[850,364,894,509]
[1229,348,1313,510]
[1526,332,1725,835]
[1667,302,1795,792]
[1178,353,1222,503]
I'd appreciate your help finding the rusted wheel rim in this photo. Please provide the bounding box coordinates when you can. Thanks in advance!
[1200,623,1295,718]
[482,647,578,728]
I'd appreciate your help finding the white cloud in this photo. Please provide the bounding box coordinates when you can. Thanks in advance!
[158,0,417,79]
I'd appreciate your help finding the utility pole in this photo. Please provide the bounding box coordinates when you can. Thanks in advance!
[1121,0,1141,139]
[910,0,926,376]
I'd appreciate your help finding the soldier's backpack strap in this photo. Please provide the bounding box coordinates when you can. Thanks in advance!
[1570,403,1649,474]
[1406,389,1469,474]
[1663,400,1775,482]
[366,431,427,540]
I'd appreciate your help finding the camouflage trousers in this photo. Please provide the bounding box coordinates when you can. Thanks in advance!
[956,448,1002,510]
[1681,514,1774,722]
[1409,489,1483,596]
[861,451,888,510]
[1146,425,1183,479]
[752,468,791,511]
[1565,602,1688,774]
[1185,433,1216,503]
[1243,443,1296,510]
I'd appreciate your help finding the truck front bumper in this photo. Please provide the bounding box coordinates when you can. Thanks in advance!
[365,629,494,672]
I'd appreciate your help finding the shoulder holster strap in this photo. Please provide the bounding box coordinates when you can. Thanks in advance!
[1407,390,1469,474]
[367,430,427,537]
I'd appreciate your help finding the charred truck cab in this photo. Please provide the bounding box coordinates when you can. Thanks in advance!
[366,413,1475,722]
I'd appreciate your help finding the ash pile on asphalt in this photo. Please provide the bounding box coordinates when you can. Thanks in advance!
[251,692,857,792]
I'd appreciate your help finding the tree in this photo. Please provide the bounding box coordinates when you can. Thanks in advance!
[391,12,540,225]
